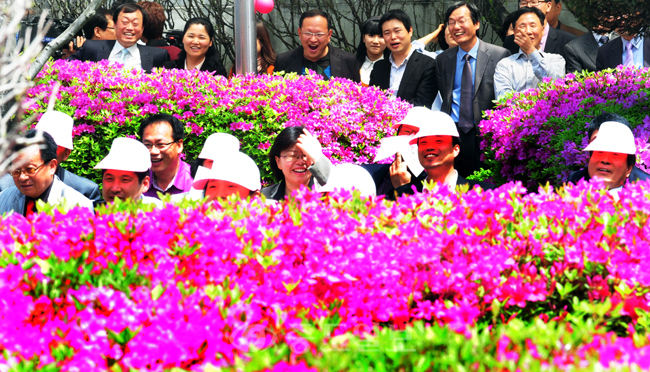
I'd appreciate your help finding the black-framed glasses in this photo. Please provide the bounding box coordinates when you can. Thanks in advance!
[10,162,46,178]
[143,140,177,151]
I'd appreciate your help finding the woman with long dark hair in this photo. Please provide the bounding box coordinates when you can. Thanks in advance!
[355,17,388,86]
[164,17,227,76]
[229,21,277,77]
[262,127,331,201]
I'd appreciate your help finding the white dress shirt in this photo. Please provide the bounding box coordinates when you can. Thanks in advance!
[108,42,142,70]
[389,46,416,98]
[493,49,566,99]
[360,55,383,85]
[185,57,206,71]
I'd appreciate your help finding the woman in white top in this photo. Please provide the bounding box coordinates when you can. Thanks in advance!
[355,17,388,86]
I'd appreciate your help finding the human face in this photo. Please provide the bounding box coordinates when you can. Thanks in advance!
[447,6,480,51]
[202,159,214,169]
[298,16,332,62]
[11,146,57,199]
[417,136,459,170]
[519,0,551,16]
[546,0,561,26]
[396,125,418,136]
[588,151,632,189]
[205,179,251,201]
[275,145,312,187]
[256,38,262,55]
[102,169,149,203]
[96,16,116,40]
[183,24,213,60]
[382,19,412,56]
[115,10,143,48]
[363,34,385,60]
[515,13,544,49]
[56,146,71,164]
[142,121,183,177]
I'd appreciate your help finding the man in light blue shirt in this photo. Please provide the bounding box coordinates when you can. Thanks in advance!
[494,7,565,100]
[596,32,650,71]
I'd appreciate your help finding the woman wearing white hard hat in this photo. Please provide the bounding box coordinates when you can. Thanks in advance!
[191,151,262,202]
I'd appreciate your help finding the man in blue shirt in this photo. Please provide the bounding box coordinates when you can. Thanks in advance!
[596,32,650,70]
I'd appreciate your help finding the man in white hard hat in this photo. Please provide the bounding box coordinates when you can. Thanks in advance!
[93,137,162,208]
[395,111,494,196]
[0,111,100,200]
[361,106,429,199]
[196,132,240,170]
[568,120,637,194]
[189,151,261,202]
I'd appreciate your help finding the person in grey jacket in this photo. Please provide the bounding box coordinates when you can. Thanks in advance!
[0,111,100,200]
[0,130,93,216]
[262,126,331,201]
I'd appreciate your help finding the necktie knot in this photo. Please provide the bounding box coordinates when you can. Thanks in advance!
[120,48,130,62]
[463,54,471,62]
[599,36,609,45]
[626,41,634,51]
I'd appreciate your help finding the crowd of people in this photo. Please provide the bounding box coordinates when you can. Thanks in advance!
[2,1,648,216]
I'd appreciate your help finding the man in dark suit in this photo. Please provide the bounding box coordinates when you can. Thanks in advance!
[564,30,614,73]
[275,10,360,82]
[436,2,510,178]
[70,3,169,73]
[503,0,575,56]
[596,34,650,71]
[368,9,438,107]
[0,111,100,200]
[568,112,650,187]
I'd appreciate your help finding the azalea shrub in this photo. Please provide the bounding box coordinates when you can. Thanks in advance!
[25,60,409,185]
[480,67,650,189]
[3,180,650,370]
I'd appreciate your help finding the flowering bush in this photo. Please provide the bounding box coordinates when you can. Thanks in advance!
[25,60,409,185]
[480,67,650,189]
[3,180,650,370]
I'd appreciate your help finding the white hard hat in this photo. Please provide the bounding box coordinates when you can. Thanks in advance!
[36,111,74,150]
[318,164,376,197]
[409,111,459,145]
[192,152,261,191]
[393,106,436,130]
[583,121,636,155]
[198,133,240,160]
[94,137,152,172]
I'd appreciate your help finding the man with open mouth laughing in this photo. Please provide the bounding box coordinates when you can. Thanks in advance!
[275,9,360,82]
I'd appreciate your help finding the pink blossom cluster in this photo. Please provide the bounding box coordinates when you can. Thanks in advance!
[480,67,650,188]
[2,180,650,369]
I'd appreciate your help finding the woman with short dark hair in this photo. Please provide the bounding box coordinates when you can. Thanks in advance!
[262,127,331,201]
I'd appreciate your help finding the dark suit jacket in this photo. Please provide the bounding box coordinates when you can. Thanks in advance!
[369,50,438,107]
[0,168,100,200]
[393,171,495,197]
[596,36,650,71]
[70,40,170,73]
[436,40,511,128]
[275,46,361,82]
[568,166,650,184]
[504,26,575,57]
[564,32,599,73]
[163,54,228,76]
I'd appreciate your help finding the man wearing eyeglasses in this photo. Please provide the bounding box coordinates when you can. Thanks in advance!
[0,130,93,217]
[70,3,169,73]
[502,0,575,57]
[275,9,360,82]
[139,113,193,199]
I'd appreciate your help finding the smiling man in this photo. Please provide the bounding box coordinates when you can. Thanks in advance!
[569,113,649,190]
[368,9,438,107]
[70,3,169,73]
[275,9,360,82]
[393,111,494,196]
[494,7,565,100]
[435,1,510,178]
[0,130,92,216]
[139,113,193,199]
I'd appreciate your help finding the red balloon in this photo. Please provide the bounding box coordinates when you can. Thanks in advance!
[255,0,274,13]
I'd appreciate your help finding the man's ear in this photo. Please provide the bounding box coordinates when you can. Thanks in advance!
[48,159,58,176]
[94,26,102,39]
[453,144,461,158]
[141,175,151,193]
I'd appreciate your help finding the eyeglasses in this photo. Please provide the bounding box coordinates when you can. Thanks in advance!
[280,153,308,162]
[106,27,115,30]
[519,0,549,6]
[447,18,469,28]
[143,140,177,151]
[301,32,327,39]
[10,162,46,178]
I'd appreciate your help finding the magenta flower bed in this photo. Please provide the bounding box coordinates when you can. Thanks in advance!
[26,60,410,184]
[3,181,650,370]
[480,67,650,188]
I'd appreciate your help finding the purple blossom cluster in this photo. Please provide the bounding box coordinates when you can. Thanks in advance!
[480,67,650,188]
[2,180,650,369]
